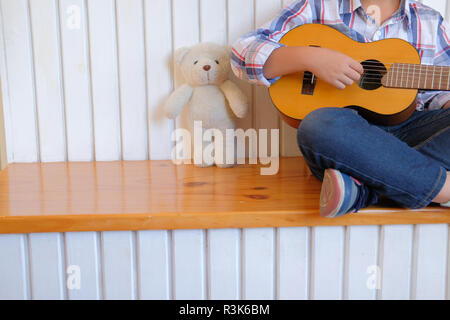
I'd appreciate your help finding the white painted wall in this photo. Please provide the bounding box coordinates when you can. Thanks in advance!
[0,0,449,300]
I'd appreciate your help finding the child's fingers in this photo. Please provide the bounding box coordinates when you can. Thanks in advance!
[339,74,354,86]
[345,68,362,81]
[334,79,346,90]
[350,60,364,74]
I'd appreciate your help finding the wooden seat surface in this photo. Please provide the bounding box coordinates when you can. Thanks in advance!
[0,157,448,234]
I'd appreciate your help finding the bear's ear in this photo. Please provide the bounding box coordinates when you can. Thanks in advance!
[174,47,190,66]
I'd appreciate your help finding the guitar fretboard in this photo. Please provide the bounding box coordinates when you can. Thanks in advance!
[382,63,450,91]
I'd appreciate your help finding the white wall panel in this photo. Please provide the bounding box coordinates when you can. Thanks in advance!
[227,0,255,158]
[0,0,39,162]
[172,229,206,299]
[200,0,227,45]
[144,0,174,160]
[86,0,121,161]
[172,0,200,161]
[101,231,137,299]
[243,228,275,300]
[0,234,30,299]
[65,231,102,299]
[58,0,93,161]
[277,227,310,300]
[208,229,241,299]
[29,0,66,162]
[310,226,345,300]
[1,224,450,299]
[378,225,414,300]
[412,224,448,300]
[28,233,66,299]
[115,0,148,161]
[136,230,171,300]
[2,1,450,163]
[345,226,379,300]
[254,0,281,156]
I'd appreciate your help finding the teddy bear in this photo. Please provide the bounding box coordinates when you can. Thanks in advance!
[164,42,248,167]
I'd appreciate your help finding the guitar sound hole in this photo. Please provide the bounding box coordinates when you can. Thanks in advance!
[359,59,387,90]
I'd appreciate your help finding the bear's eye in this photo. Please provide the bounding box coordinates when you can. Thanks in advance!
[194,60,198,65]
[215,60,220,65]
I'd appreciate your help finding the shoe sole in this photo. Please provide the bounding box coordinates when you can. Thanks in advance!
[320,169,345,218]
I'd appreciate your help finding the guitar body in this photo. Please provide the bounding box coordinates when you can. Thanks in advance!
[268,24,420,128]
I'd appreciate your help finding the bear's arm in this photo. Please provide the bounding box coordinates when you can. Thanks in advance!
[164,84,194,119]
[219,80,248,119]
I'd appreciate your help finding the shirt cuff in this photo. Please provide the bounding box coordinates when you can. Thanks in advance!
[245,40,285,87]
[428,92,450,110]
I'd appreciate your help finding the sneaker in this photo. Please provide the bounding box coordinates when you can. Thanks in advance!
[320,168,362,218]
[442,201,450,208]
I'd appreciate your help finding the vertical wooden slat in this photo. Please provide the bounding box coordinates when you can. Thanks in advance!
[0,80,7,168]
[28,0,66,162]
[28,233,66,299]
[379,225,414,300]
[280,0,302,157]
[0,1,12,165]
[254,0,281,157]
[115,0,148,161]
[345,226,379,300]
[0,234,30,299]
[310,226,345,300]
[277,227,310,300]
[172,0,200,161]
[412,224,448,300]
[143,0,174,160]
[0,0,39,162]
[101,231,137,300]
[172,229,206,299]
[136,230,171,300]
[58,0,93,161]
[200,0,227,45]
[227,0,254,159]
[208,229,241,300]
[86,0,121,161]
[242,228,275,300]
[65,232,101,300]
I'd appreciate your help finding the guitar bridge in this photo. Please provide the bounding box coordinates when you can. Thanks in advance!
[301,71,317,95]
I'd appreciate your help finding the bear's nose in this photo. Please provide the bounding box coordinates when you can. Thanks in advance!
[203,65,211,71]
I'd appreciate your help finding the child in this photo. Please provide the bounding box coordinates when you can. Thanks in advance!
[231,0,450,217]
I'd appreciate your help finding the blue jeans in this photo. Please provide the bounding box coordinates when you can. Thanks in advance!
[297,107,450,209]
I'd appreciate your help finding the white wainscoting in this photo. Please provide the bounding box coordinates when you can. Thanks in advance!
[0,226,449,300]
[0,0,449,300]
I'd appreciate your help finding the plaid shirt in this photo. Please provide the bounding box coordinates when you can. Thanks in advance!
[231,0,450,110]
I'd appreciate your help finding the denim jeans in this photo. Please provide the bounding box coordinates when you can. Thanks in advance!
[297,107,450,209]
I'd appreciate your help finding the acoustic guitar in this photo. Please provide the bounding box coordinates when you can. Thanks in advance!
[268,23,450,128]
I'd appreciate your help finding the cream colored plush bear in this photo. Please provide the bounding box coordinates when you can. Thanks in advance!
[164,42,248,167]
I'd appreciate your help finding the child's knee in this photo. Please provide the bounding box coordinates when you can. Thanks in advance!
[297,107,359,147]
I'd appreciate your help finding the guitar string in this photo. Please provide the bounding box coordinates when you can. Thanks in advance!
[302,74,448,87]
[302,77,447,87]
[302,66,450,82]
[302,65,450,75]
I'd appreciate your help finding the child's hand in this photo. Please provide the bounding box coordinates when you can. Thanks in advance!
[307,47,364,90]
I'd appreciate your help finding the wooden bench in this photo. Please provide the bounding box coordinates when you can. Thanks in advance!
[1,157,448,234]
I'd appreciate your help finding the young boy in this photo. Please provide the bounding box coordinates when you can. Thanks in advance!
[231,0,450,217]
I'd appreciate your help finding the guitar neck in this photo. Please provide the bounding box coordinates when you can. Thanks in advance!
[382,63,450,91]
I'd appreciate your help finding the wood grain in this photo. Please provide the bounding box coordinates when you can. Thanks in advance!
[0,157,448,234]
